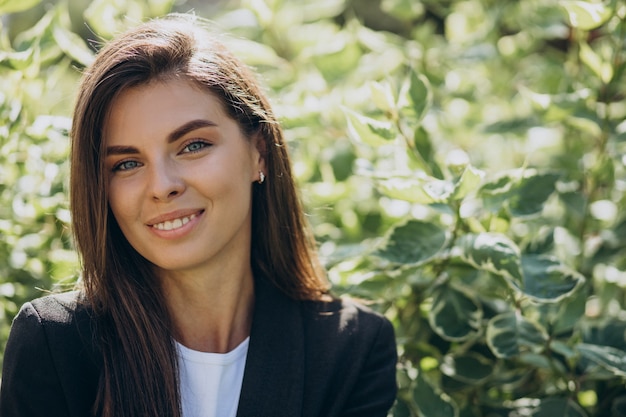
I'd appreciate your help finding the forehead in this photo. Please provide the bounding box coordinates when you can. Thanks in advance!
[104,78,230,144]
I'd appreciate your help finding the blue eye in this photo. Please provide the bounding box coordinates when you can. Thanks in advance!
[114,160,141,171]
[182,141,210,153]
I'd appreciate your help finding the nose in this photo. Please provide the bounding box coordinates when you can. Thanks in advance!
[148,160,185,202]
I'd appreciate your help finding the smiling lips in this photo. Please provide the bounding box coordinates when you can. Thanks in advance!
[151,213,198,231]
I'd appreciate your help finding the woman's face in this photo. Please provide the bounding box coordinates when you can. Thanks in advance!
[104,78,264,277]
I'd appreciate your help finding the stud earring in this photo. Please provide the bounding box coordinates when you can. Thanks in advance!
[258,171,265,184]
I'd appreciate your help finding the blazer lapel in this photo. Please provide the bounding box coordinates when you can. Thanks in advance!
[236,278,305,416]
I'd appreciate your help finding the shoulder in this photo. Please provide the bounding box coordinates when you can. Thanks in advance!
[8,290,98,362]
[302,295,394,341]
[299,295,396,372]
[20,291,87,323]
[11,291,95,342]
[298,296,398,415]
[1,292,101,416]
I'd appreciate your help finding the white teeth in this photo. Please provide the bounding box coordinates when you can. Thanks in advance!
[153,214,195,231]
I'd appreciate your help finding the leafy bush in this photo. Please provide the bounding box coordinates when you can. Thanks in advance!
[1,0,625,415]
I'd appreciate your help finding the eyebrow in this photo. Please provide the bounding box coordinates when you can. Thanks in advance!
[106,119,218,156]
[167,119,218,144]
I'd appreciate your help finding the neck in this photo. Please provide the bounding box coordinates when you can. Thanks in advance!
[159,264,255,353]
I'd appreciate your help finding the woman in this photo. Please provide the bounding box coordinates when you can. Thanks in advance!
[0,14,397,417]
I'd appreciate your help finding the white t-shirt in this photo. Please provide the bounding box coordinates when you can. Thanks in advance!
[176,337,249,417]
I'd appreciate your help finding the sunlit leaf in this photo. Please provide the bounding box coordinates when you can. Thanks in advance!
[579,41,613,84]
[376,176,452,204]
[343,107,397,147]
[300,0,347,21]
[457,233,523,284]
[413,373,458,417]
[312,33,362,80]
[52,25,94,67]
[376,220,448,265]
[369,80,396,114]
[559,1,612,31]
[429,285,482,342]
[224,38,288,68]
[0,48,35,71]
[146,0,175,16]
[452,165,485,200]
[487,312,548,358]
[84,0,144,39]
[0,0,40,14]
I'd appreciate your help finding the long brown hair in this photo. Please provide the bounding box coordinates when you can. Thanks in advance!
[70,14,329,417]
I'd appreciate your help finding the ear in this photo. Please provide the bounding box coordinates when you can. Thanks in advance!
[250,132,267,181]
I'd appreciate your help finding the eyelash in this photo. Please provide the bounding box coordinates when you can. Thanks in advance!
[111,140,211,172]
[181,140,211,154]
[113,159,141,172]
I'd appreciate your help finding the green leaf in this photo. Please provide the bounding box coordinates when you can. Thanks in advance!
[581,318,626,350]
[577,343,626,377]
[396,265,436,288]
[52,25,94,67]
[381,0,425,21]
[429,284,482,342]
[84,0,144,39]
[559,1,612,31]
[479,174,514,212]
[529,397,588,417]
[369,81,396,114]
[440,352,493,384]
[559,191,587,220]
[399,69,432,126]
[312,34,362,81]
[343,108,397,147]
[480,171,558,216]
[145,0,175,16]
[550,340,576,359]
[452,165,485,200]
[0,48,35,71]
[487,312,548,358]
[412,127,443,179]
[457,233,523,284]
[508,172,559,217]
[519,352,554,369]
[224,38,287,68]
[579,41,613,84]
[376,176,453,204]
[550,287,587,335]
[518,255,585,302]
[376,220,448,265]
[392,398,412,417]
[0,0,40,14]
[413,373,458,417]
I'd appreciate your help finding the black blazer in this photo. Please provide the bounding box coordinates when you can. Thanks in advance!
[0,278,397,417]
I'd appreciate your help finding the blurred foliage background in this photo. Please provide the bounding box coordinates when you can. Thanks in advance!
[1,0,626,415]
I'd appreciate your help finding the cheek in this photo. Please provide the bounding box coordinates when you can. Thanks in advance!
[107,181,135,224]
